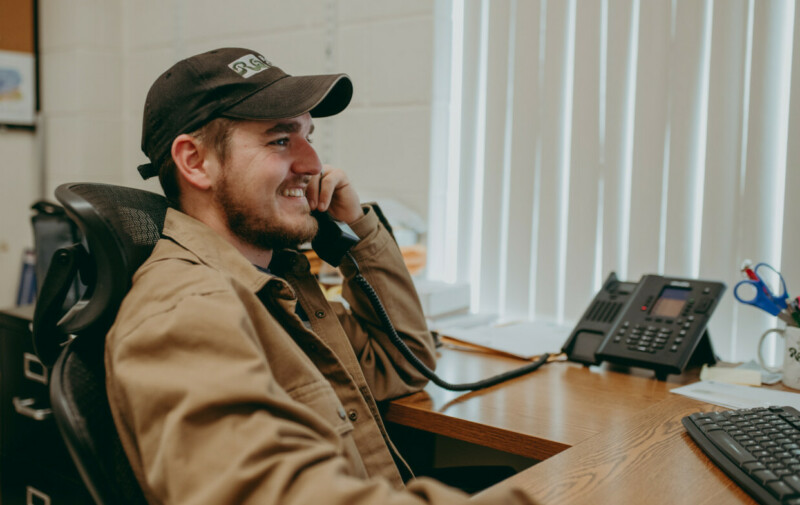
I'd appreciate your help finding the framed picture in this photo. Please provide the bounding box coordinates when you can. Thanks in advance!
[0,0,37,128]
[0,50,36,127]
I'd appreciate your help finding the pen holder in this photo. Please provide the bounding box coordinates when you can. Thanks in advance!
[758,326,800,389]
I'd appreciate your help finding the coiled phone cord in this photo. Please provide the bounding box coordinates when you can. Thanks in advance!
[347,252,550,391]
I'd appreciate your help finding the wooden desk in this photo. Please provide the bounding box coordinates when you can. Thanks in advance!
[385,346,760,504]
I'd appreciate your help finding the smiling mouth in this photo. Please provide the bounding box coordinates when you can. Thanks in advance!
[282,188,306,198]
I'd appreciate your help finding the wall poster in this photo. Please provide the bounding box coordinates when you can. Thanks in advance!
[0,0,37,128]
[0,50,36,126]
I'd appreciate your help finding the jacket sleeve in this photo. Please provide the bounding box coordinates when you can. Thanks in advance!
[333,206,438,401]
[106,284,534,505]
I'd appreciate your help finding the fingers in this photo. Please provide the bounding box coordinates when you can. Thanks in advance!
[314,165,362,224]
[305,167,324,210]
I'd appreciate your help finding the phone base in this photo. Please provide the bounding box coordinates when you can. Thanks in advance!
[653,329,717,381]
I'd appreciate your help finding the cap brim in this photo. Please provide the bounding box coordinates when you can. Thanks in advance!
[222,73,352,120]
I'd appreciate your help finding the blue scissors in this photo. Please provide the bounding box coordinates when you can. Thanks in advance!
[734,262,789,316]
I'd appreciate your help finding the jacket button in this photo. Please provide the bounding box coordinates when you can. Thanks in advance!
[315,310,325,318]
[337,407,346,420]
[348,409,358,422]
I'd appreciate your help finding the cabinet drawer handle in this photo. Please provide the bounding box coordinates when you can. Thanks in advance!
[12,397,52,421]
[24,352,48,385]
[27,485,51,505]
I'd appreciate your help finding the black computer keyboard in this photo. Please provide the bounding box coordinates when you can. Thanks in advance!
[683,406,800,505]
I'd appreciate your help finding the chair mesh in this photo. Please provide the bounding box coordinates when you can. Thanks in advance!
[70,183,167,276]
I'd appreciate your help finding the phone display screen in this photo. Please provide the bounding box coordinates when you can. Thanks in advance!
[650,287,689,318]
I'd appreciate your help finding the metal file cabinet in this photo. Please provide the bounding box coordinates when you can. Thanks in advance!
[0,306,93,505]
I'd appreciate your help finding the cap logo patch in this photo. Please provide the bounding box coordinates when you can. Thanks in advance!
[228,54,272,78]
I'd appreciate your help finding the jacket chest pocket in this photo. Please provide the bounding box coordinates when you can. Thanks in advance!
[287,381,369,479]
[288,381,354,438]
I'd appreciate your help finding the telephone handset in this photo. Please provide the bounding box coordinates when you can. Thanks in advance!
[309,209,550,391]
[562,272,726,380]
[310,210,360,267]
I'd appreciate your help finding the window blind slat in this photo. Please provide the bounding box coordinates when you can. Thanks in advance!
[602,0,638,282]
[426,0,458,283]
[563,0,602,323]
[476,0,513,315]
[627,0,672,280]
[456,0,484,290]
[662,0,711,278]
[699,0,749,361]
[502,0,542,321]
[533,0,573,320]
[782,4,800,302]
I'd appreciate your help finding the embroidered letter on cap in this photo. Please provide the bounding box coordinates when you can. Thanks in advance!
[228,54,272,78]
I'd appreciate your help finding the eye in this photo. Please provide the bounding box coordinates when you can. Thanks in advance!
[306,135,313,144]
[270,137,290,147]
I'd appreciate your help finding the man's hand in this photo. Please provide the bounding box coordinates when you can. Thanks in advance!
[307,164,363,224]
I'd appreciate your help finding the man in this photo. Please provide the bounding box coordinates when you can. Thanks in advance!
[106,47,533,504]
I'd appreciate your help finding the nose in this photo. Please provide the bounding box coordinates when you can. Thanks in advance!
[292,137,322,176]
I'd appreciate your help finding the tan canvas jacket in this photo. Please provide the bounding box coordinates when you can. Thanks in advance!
[106,206,533,505]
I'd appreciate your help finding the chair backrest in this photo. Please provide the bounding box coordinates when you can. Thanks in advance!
[33,182,168,505]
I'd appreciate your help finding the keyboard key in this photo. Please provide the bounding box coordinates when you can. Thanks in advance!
[784,474,800,492]
[753,469,779,484]
[767,479,797,499]
[742,461,766,474]
[708,430,757,465]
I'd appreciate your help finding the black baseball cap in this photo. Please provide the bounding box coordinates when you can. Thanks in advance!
[138,47,353,179]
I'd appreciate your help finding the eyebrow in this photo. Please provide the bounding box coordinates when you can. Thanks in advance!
[265,121,315,135]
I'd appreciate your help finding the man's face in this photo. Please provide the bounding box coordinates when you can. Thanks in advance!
[212,113,321,251]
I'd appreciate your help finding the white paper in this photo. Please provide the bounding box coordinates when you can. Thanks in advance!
[671,380,800,410]
[440,320,571,359]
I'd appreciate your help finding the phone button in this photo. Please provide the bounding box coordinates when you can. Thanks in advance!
[694,298,712,314]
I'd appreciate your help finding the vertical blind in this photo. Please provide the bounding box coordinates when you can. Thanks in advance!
[427,0,800,362]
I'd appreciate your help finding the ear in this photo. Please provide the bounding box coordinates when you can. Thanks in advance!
[171,134,215,191]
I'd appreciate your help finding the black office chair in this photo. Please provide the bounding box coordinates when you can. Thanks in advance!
[32,182,168,505]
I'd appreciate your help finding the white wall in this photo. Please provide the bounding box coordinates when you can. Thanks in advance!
[0,0,436,307]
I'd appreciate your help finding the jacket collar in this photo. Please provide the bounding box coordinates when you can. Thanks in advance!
[160,208,276,293]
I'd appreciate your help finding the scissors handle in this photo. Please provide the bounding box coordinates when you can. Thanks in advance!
[734,279,783,316]
[754,262,789,307]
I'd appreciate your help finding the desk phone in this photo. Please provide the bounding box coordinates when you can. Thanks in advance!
[562,272,726,380]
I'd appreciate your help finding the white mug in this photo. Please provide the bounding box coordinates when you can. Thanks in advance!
[758,326,800,390]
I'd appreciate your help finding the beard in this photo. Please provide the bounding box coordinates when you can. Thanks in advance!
[215,172,319,251]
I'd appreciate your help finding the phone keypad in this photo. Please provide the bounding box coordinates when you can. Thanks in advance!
[615,321,676,354]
